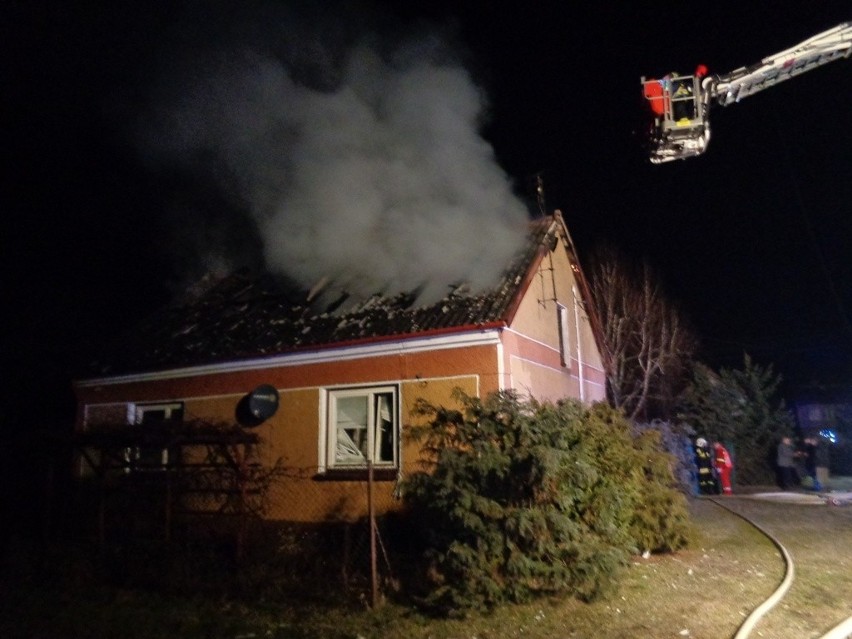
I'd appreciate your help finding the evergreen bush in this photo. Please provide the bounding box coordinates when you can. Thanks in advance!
[678,355,794,485]
[398,390,692,615]
[628,428,695,553]
[633,419,698,497]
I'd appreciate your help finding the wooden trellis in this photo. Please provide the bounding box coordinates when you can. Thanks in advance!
[71,420,277,559]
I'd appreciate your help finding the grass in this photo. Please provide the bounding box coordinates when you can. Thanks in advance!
[711,493,852,638]
[2,488,851,639]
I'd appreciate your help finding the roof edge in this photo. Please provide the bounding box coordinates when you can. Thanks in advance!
[75,322,506,387]
[499,214,560,325]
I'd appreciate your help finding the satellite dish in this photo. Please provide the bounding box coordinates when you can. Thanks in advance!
[237,384,279,427]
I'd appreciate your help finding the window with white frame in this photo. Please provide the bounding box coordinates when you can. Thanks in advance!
[557,303,571,367]
[326,386,398,470]
[125,402,184,470]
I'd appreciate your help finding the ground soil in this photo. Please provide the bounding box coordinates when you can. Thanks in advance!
[3,480,851,639]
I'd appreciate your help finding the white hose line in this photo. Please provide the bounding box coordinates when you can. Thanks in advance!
[708,498,795,639]
[818,616,852,639]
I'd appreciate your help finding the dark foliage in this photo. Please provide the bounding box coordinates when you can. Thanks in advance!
[397,390,693,615]
[678,355,794,485]
[632,419,698,496]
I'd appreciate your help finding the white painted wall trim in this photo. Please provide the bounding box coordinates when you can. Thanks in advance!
[496,340,505,391]
[77,329,503,387]
[509,353,573,378]
[500,326,564,360]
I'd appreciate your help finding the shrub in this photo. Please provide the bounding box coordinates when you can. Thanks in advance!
[633,419,699,497]
[628,428,695,553]
[398,390,692,615]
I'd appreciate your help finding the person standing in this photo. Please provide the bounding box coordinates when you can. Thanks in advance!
[671,77,695,120]
[695,438,717,495]
[803,437,817,487]
[814,435,830,492]
[777,436,796,490]
[713,442,733,494]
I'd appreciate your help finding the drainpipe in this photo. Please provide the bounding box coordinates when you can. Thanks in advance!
[573,285,585,402]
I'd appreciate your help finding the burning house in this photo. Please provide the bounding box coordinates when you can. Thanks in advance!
[73,210,606,523]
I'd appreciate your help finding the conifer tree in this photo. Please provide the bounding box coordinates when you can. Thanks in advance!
[399,390,692,614]
[678,355,793,484]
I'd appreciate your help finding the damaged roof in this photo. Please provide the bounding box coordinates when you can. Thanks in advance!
[84,213,582,377]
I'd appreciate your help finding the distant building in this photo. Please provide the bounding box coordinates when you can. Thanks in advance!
[792,392,852,475]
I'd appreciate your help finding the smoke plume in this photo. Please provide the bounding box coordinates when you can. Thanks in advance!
[136,3,529,305]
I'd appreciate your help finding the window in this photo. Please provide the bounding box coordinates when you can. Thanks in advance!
[326,386,398,470]
[557,303,571,367]
[125,402,184,470]
[134,402,184,426]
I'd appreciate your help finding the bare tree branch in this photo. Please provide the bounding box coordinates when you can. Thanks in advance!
[586,246,697,420]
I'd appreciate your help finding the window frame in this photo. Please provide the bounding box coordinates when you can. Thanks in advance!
[323,385,400,475]
[557,302,571,368]
[125,401,184,471]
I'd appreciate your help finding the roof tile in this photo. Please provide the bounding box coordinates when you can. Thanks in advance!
[85,216,559,377]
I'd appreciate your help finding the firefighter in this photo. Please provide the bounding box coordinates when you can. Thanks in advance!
[694,438,716,495]
[671,77,694,120]
[713,441,733,495]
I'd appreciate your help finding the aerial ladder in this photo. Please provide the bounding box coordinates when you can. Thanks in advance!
[641,22,852,164]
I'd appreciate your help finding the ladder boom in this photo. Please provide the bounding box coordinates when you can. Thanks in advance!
[709,22,852,106]
[641,21,852,163]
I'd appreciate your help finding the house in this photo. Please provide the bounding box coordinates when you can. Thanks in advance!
[792,390,852,475]
[73,211,607,523]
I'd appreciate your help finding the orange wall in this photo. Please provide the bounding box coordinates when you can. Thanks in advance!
[76,342,499,406]
[76,342,493,522]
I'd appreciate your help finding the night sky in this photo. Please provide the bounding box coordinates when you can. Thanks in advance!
[4,0,852,428]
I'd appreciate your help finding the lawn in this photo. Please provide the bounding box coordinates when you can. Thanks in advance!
[2,491,851,639]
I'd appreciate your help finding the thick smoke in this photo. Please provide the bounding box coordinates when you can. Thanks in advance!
[137,8,529,305]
